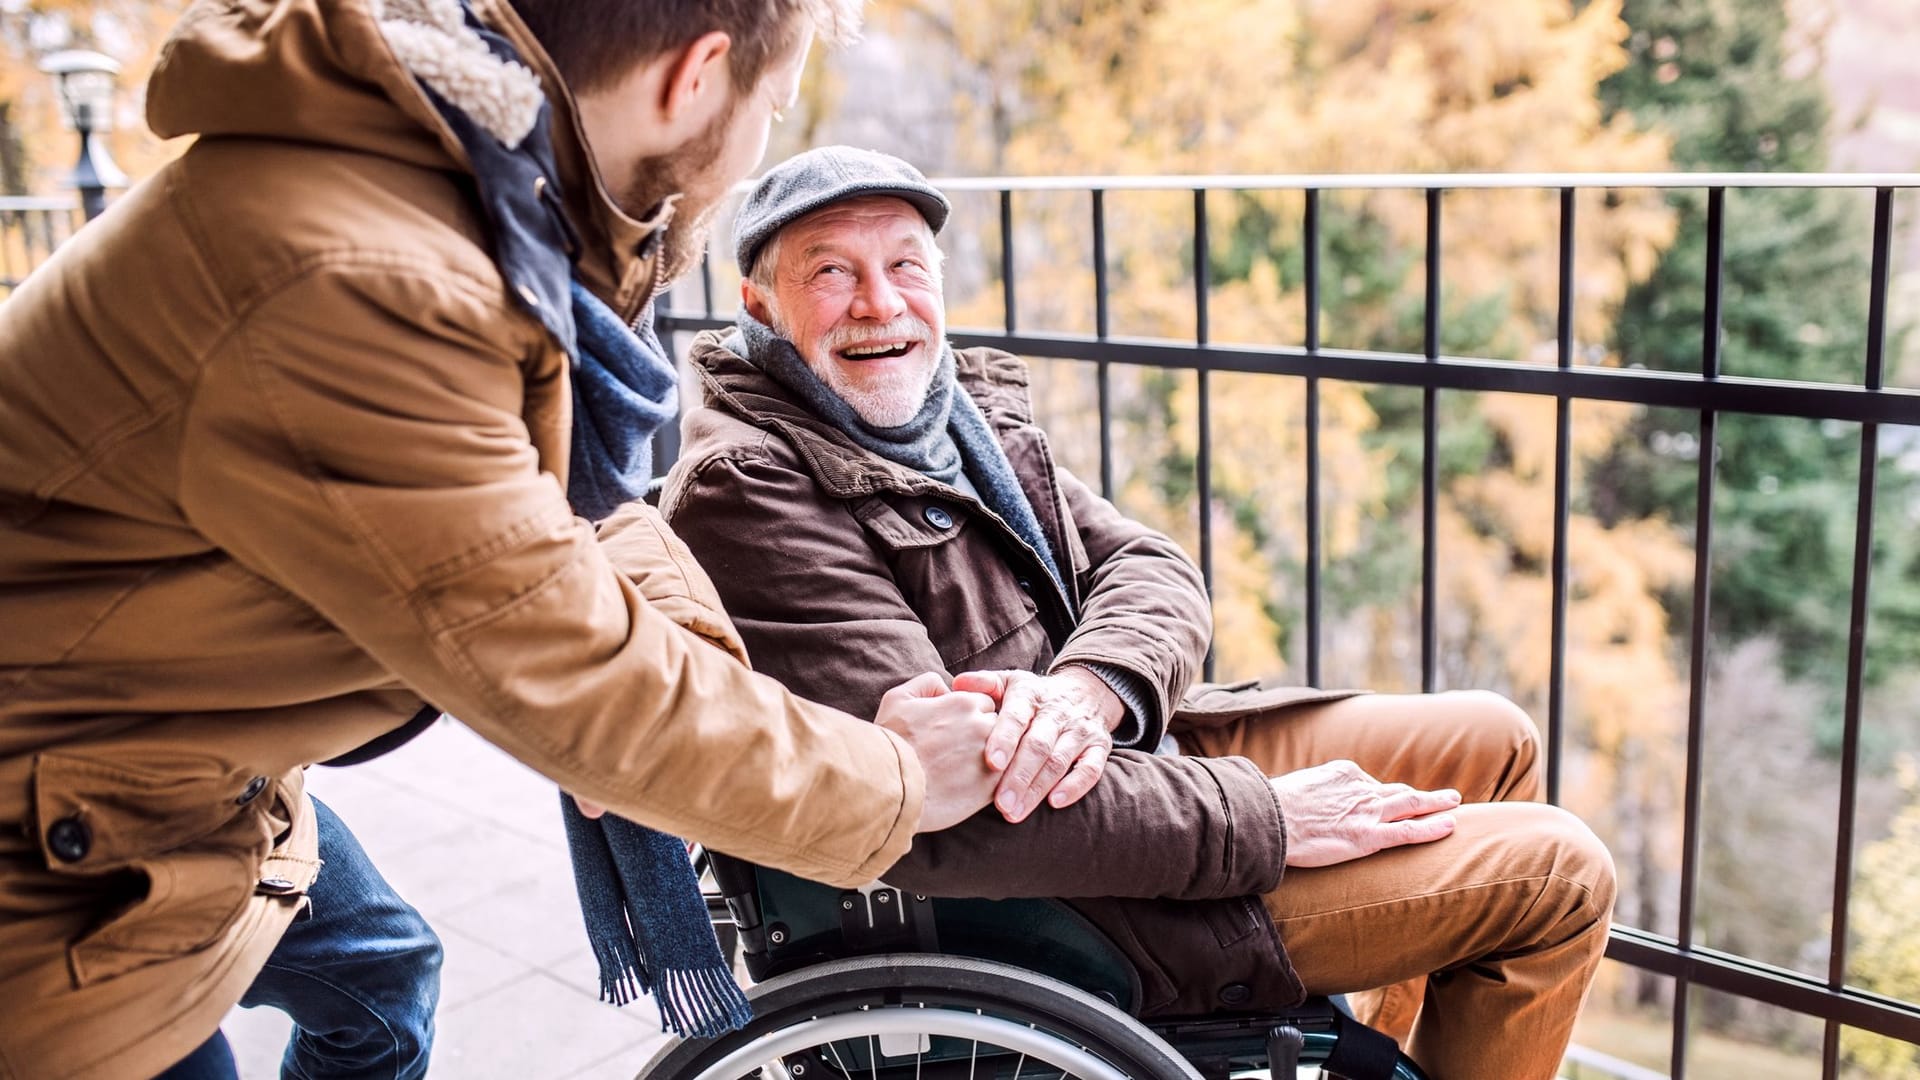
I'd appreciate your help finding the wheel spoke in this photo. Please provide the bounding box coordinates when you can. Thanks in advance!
[826,1039,853,1079]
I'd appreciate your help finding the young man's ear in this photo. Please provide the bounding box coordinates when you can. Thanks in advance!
[658,31,734,128]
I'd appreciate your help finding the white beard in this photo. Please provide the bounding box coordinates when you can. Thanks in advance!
[780,313,943,428]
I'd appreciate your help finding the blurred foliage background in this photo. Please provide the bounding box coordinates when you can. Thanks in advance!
[5,0,1919,1074]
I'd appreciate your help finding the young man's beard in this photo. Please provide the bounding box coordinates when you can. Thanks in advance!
[620,99,737,293]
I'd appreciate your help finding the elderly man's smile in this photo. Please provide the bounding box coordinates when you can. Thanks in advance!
[838,339,921,363]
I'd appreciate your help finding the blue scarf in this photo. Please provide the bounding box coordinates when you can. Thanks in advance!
[418,3,747,1040]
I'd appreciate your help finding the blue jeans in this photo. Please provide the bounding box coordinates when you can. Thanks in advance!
[156,796,443,1079]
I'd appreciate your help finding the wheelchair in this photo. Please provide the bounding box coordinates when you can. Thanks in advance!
[643,852,1429,1080]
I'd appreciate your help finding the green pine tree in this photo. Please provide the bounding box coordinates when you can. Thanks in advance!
[1594,0,1920,724]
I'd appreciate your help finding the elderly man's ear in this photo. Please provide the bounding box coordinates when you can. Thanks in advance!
[741,279,773,324]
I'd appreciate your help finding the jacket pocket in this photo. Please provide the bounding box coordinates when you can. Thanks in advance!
[31,751,284,988]
[853,494,1049,670]
[1068,895,1305,1018]
[1172,678,1368,731]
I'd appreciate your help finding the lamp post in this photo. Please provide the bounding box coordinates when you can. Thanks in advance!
[38,50,127,221]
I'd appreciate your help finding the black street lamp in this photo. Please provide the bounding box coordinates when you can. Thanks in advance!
[38,49,127,221]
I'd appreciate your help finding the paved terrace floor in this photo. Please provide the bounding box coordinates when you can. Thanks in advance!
[222,718,673,1080]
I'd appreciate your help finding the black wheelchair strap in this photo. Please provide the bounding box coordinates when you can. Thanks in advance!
[1324,1008,1402,1079]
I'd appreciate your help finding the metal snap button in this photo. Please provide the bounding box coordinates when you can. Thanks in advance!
[235,776,268,806]
[1016,578,1033,593]
[1218,982,1253,1007]
[46,816,90,863]
[923,505,954,529]
[255,876,301,897]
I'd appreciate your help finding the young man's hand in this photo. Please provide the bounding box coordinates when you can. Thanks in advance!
[953,667,1121,823]
[876,672,1006,834]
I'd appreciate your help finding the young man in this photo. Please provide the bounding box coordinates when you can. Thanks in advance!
[0,6,1006,1078]
[662,146,1620,1080]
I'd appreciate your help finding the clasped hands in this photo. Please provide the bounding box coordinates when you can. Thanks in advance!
[580,668,1462,868]
[883,670,1465,869]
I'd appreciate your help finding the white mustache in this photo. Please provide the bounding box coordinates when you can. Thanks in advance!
[822,316,936,354]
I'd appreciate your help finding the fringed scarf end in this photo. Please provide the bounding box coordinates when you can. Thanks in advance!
[590,933,647,1007]
[652,963,754,1039]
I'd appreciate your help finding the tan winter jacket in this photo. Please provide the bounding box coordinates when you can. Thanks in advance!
[0,3,924,1076]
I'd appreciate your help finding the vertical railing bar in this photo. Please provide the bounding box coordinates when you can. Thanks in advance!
[0,212,17,289]
[20,210,40,271]
[1304,188,1323,687]
[1421,187,1441,693]
[1673,184,1726,1080]
[38,209,57,264]
[699,254,715,319]
[1001,189,1016,334]
[1548,186,1575,806]
[1093,189,1114,500]
[651,304,683,473]
[1194,188,1214,680]
[1822,186,1892,1080]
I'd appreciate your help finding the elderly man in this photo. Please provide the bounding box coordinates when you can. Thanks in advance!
[0,8,1012,1079]
[662,146,1618,1080]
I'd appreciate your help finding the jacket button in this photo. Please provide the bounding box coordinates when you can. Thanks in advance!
[235,776,268,806]
[256,876,301,897]
[1218,982,1252,1007]
[1016,578,1033,593]
[923,505,954,529]
[46,816,91,863]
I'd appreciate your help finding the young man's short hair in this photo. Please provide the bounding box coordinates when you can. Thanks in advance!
[509,0,862,96]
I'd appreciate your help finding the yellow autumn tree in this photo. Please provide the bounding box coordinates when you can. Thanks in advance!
[1842,756,1920,1077]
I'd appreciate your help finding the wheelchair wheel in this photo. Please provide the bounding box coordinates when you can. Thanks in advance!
[641,954,1201,1080]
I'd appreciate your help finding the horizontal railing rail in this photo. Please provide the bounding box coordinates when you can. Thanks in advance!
[0,196,83,294]
[660,170,1920,1080]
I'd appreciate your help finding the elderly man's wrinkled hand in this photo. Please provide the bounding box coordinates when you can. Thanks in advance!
[878,671,1006,834]
[1269,760,1461,868]
[953,668,1122,823]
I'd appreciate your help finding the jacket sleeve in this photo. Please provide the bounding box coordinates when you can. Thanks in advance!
[883,750,1287,900]
[1048,467,1213,747]
[666,444,1288,902]
[662,447,952,723]
[176,265,922,887]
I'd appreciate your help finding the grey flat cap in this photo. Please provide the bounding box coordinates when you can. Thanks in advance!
[733,145,951,276]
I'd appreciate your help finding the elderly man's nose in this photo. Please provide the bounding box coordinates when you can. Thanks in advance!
[849,274,907,320]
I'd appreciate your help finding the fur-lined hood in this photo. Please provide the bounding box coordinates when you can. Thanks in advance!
[146,0,665,313]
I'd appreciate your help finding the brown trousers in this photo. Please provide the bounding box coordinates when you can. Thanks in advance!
[1179,690,1616,1080]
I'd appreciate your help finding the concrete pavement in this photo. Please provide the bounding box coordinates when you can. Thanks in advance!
[220,718,673,1079]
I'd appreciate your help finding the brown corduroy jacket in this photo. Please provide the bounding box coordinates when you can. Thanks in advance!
[0,4,928,1076]
[664,332,1361,1017]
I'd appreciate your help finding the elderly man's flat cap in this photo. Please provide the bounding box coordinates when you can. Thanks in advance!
[732,145,951,276]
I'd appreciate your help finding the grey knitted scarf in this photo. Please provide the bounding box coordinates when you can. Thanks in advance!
[730,312,1069,602]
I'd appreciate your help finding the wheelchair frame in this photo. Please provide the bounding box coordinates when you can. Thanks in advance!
[642,849,1429,1080]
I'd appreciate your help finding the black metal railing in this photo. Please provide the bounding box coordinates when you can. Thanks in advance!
[660,171,1920,1079]
[0,196,84,295]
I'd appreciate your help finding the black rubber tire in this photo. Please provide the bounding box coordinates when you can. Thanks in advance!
[640,954,1201,1080]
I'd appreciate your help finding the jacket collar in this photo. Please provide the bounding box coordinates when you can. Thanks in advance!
[466,0,670,320]
[687,329,1038,501]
